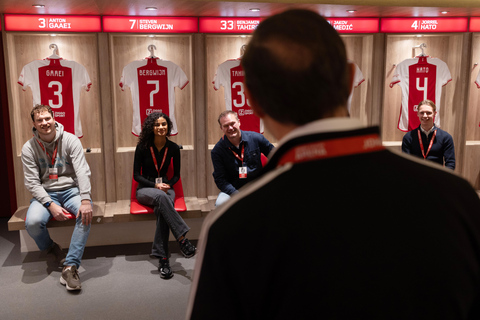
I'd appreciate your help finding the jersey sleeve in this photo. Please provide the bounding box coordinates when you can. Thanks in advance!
[18,62,34,90]
[74,62,92,92]
[438,60,452,87]
[353,63,365,88]
[476,69,480,89]
[119,63,134,91]
[173,64,189,90]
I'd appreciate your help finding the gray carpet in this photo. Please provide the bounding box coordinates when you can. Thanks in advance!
[0,217,196,320]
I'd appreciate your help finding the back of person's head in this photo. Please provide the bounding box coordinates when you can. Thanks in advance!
[242,9,350,125]
[31,104,53,121]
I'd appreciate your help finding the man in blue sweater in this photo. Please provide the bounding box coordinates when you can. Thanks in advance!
[402,99,455,169]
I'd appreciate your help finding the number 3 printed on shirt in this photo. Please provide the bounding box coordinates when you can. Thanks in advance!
[232,81,250,108]
[48,81,63,108]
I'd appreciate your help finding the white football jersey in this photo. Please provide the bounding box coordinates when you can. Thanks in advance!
[120,57,188,136]
[213,58,264,133]
[390,56,451,132]
[347,62,365,113]
[18,58,91,137]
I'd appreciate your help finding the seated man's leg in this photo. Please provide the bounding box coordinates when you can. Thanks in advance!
[60,187,91,268]
[25,199,54,251]
[215,192,231,207]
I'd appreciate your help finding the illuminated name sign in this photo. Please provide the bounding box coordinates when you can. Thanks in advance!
[199,17,263,33]
[469,17,480,32]
[103,16,198,33]
[326,18,379,33]
[381,17,468,33]
[4,14,101,32]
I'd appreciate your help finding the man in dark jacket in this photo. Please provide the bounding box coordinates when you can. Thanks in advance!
[187,9,480,319]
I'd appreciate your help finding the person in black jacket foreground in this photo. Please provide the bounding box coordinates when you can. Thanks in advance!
[402,99,455,169]
[187,9,480,319]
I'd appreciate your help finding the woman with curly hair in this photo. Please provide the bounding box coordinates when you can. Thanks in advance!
[134,112,196,279]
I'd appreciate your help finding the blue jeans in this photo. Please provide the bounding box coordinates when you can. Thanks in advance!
[215,192,231,207]
[136,187,190,258]
[25,187,91,268]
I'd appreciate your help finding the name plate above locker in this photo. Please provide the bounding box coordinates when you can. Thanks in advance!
[4,14,102,32]
[103,16,198,33]
[199,17,263,33]
[381,17,469,33]
[326,18,379,33]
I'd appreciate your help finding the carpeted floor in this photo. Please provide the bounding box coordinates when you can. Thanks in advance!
[0,217,196,320]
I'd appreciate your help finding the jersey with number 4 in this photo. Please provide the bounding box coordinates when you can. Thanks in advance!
[18,58,92,138]
[390,56,451,132]
[213,58,263,133]
[120,57,188,136]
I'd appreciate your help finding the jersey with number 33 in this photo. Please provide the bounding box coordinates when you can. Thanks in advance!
[213,58,263,133]
[390,56,451,132]
[120,57,188,136]
[18,58,91,138]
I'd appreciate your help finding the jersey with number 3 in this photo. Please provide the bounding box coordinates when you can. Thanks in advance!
[18,58,91,137]
[213,58,263,133]
[120,57,188,136]
[390,56,451,132]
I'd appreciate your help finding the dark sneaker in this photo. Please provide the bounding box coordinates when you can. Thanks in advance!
[159,258,173,279]
[179,238,196,258]
[47,242,66,265]
[60,266,82,291]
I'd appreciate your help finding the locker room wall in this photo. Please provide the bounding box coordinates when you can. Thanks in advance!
[3,29,480,212]
[382,33,471,175]
[3,32,105,206]
[463,33,480,189]
[108,34,195,201]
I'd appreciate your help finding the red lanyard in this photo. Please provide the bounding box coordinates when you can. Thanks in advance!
[276,133,384,167]
[36,139,58,167]
[150,146,168,177]
[417,129,437,160]
[229,143,245,164]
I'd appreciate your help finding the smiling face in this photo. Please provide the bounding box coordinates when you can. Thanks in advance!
[219,113,241,143]
[33,110,56,142]
[153,116,169,138]
[417,104,436,130]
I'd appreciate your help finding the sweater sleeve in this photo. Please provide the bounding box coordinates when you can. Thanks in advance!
[21,141,51,205]
[442,133,456,170]
[67,135,92,201]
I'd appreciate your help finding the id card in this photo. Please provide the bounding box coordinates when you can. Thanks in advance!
[49,167,58,180]
[155,177,163,185]
[239,166,247,179]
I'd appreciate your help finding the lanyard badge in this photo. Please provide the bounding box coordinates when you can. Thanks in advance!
[36,139,59,180]
[150,146,169,184]
[230,144,247,179]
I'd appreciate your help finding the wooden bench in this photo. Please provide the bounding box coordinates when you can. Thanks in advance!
[7,196,216,252]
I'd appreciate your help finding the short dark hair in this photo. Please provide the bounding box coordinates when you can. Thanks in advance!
[217,110,239,126]
[242,9,350,125]
[137,112,173,149]
[31,104,53,121]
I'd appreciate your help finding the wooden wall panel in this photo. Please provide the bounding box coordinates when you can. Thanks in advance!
[382,34,466,144]
[4,32,105,205]
[108,34,196,199]
[109,34,194,148]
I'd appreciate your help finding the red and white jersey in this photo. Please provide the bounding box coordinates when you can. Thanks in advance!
[347,62,365,113]
[120,57,188,136]
[390,56,451,132]
[18,58,92,138]
[213,58,264,133]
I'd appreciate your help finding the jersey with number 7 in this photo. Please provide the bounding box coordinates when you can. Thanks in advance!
[390,56,451,132]
[120,57,188,136]
[18,58,92,138]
